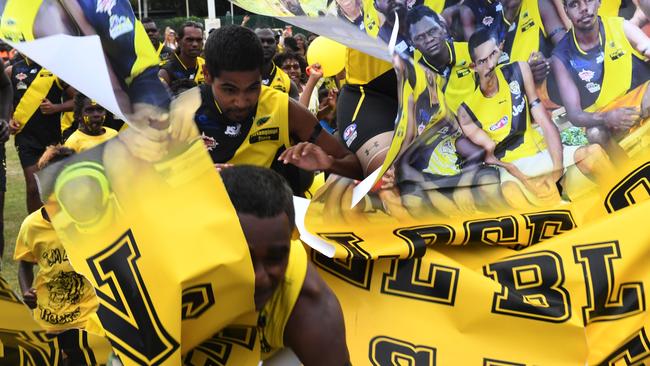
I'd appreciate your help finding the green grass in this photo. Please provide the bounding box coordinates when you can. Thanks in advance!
[1,136,28,295]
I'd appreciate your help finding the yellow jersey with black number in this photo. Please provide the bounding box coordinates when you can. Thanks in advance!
[14,208,99,333]
[259,240,308,357]
[193,85,291,168]
[263,63,292,94]
[552,16,650,112]
[65,128,119,153]
[415,41,475,121]
[497,0,550,63]
[461,62,545,163]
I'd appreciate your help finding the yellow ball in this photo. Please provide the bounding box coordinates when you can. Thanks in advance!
[306,36,346,77]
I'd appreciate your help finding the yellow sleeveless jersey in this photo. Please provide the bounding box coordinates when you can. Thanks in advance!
[264,63,292,94]
[65,128,119,153]
[461,62,545,163]
[0,0,42,41]
[192,85,291,169]
[598,0,621,17]
[592,16,646,112]
[501,0,546,63]
[259,240,308,356]
[415,41,475,120]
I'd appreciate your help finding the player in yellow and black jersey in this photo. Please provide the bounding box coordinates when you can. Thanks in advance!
[255,28,300,99]
[7,57,75,214]
[159,21,205,86]
[458,31,611,208]
[551,0,650,159]
[220,165,350,366]
[179,25,362,194]
[142,17,174,63]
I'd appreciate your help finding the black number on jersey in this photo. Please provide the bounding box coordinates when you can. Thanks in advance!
[311,233,374,289]
[86,230,179,365]
[183,326,256,366]
[182,284,216,320]
[573,241,645,324]
[381,257,459,305]
[597,328,650,365]
[605,162,650,213]
[484,251,571,322]
[369,336,436,366]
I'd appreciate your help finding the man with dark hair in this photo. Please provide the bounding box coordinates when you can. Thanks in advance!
[458,31,610,207]
[220,165,350,365]
[159,21,205,85]
[141,17,173,62]
[375,0,415,56]
[7,57,75,214]
[551,0,650,159]
[254,28,299,99]
[407,5,476,117]
[175,25,361,185]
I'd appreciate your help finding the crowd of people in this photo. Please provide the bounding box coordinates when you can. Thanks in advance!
[0,0,649,364]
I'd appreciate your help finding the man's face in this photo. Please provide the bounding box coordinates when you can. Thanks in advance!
[238,213,292,311]
[471,38,501,81]
[80,100,106,134]
[374,0,407,19]
[280,0,305,15]
[410,16,447,58]
[143,21,159,46]
[255,29,277,63]
[205,66,262,122]
[565,0,599,31]
[180,26,204,59]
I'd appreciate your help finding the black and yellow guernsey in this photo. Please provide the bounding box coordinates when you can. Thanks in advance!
[12,58,63,147]
[192,85,291,168]
[462,62,545,163]
[553,16,650,112]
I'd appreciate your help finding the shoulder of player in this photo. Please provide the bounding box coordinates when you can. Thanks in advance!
[295,262,328,306]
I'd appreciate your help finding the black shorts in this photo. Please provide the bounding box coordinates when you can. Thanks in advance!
[15,143,44,169]
[337,71,398,153]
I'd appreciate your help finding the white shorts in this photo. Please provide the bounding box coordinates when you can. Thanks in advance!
[498,145,582,204]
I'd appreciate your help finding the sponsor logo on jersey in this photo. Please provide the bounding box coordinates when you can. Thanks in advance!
[256,116,271,127]
[482,16,494,26]
[249,127,280,143]
[578,69,594,82]
[509,80,521,96]
[109,15,134,40]
[489,116,509,131]
[15,72,27,81]
[201,132,218,151]
[512,98,526,116]
[224,123,242,137]
[96,0,117,15]
[586,82,601,94]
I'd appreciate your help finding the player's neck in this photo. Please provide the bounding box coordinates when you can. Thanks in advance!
[80,126,105,136]
[574,22,601,49]
[479,74,499,98]
[179,51,197,69]
[262,61,274,78]
[424,44,451,71]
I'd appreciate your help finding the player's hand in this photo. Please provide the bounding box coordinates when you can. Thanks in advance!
[279,142,334,172]
[604,107,640,131]
[522,174,560,202]
[118,125,169,162]
[22,288,37,309]
[0,119,10,143]
[39,98,59,115]
[528,52,550,85]
[380,167,396,190]
[453,187,476,214]
[9,119,20,135]
[215,163,233,172]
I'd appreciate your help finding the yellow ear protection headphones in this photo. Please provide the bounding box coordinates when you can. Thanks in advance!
[55,161,115,233]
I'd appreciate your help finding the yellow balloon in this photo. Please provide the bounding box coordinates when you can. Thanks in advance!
[306,36,346,77]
